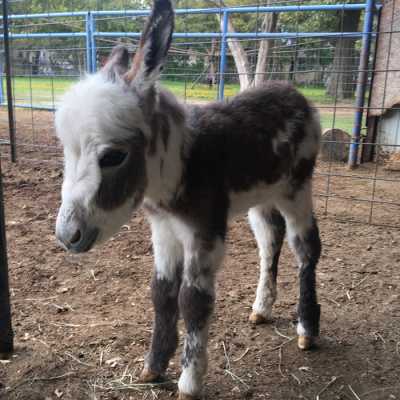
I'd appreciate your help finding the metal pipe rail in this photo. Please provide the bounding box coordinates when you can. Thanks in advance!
[348,0,376,168]
[0,4,376,20]
[92,32,369,39]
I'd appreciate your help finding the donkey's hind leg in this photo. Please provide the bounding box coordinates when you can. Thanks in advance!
[248,206,286,324]
[278,183,321,350]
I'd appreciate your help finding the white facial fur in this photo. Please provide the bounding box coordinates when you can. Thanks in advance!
[55,0,175,253]
[55,73,150,250]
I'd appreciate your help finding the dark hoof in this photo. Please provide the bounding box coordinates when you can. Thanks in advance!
[298,336,316,350]
[139,368,162,383]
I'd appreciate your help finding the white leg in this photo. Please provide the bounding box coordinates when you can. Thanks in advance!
[178,235,225,399]
[141,211,184,381]
[248,206,286,324]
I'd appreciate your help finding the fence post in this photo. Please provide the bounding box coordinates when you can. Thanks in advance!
[0,61,3,104]
[218,10,229,101]
[348,0,376,169]
[85,12,92,73]
[2,0,17,162]
[90,14,97,72]
[0,158,13,359]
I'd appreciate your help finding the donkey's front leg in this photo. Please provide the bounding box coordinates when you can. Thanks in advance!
[178,237,225,400]
[140,213,183,382]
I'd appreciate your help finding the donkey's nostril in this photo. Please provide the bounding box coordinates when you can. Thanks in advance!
[70,230,82,245]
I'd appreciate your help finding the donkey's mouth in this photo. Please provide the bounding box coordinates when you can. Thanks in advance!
[70,227,99,253]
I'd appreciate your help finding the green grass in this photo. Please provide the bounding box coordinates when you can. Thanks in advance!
[11,76,75,107]
[320,113,354,134]
[161,79,240,100]
[7,76,355,133]
[299,86,351,105]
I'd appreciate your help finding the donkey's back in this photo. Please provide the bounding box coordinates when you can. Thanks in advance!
[175,82,321,218]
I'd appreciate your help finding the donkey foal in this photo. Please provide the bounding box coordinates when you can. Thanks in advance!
[55,1,322,398]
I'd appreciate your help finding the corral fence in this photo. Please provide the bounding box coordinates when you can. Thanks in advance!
[0,1,382,166]
[0,0,400,356]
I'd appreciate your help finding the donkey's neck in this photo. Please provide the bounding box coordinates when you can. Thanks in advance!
[144,89,187,206]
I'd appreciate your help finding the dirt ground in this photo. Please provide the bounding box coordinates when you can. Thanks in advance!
[0,109,400,400]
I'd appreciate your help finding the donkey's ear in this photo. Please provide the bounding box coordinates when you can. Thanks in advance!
[101,45,130,81]
[124,0,174,90]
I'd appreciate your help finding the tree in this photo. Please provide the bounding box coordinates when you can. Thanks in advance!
[206,38,217,87]
[254,10,279,87]
[278,0,363,99]
[325,9,361,99]
[205,0,279,91]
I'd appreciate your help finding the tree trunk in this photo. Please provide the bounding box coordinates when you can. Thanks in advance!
[254,11,279,86]
[217,12,252,90]
[326,9,361,100]
[207,38,217,87]
[205,0,278,91]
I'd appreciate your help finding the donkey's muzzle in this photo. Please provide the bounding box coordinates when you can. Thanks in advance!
[56,204,100,253]
[56,225,99,253]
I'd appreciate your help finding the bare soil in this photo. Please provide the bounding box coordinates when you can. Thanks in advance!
[0,109,399,400]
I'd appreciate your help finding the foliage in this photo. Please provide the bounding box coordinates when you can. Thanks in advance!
[279,0,363,39]
[7,0,366,94]
[9,0,365,36]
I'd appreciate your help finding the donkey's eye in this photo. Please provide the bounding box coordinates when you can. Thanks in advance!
[99,150,127,168]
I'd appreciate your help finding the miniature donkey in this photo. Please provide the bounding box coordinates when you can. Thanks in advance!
[55,0,322,398]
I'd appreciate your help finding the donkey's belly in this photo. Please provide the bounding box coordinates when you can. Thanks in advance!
[227,180,288,218]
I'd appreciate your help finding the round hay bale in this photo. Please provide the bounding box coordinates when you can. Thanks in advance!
[384,152,400,171]
[320,128,351,162]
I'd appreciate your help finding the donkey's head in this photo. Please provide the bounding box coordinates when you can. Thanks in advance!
[55,0,174,253]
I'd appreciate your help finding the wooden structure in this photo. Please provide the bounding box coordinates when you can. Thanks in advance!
[363,0,400,161]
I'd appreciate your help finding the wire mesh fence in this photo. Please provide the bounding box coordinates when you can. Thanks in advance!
[0,0,399,227]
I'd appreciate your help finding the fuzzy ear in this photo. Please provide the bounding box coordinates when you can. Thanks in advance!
[101,45,130,81]
[124,0,174,89]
